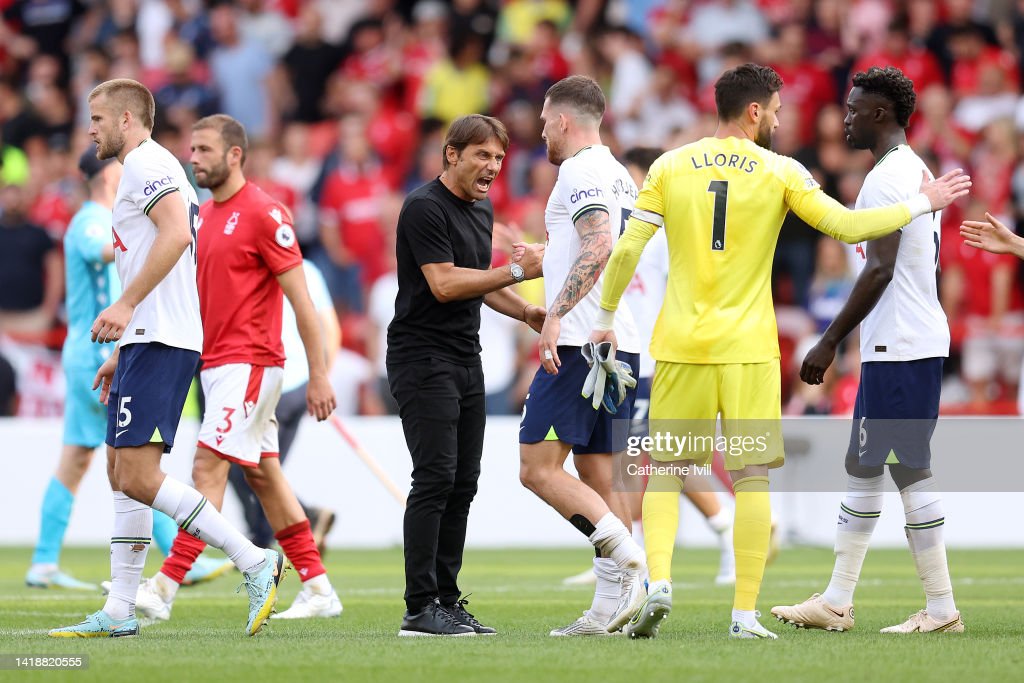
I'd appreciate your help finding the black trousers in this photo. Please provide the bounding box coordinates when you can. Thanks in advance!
[388,358,485,612]
[226,383,313,547]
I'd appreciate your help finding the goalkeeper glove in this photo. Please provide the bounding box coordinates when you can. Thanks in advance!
[596,342,637,414]
[580,341,607,411]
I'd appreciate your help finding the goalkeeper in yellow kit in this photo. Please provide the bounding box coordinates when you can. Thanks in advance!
[588,63,971,639]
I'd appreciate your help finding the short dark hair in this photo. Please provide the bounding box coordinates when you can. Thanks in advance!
[851,66,916,128]
[545,75,606,122]
[623,147,663,174]
[441,114,509,169]
[714,63,784,122]
[193,113,249,163]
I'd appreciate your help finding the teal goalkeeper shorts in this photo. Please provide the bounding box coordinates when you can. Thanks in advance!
[63,364,107,448]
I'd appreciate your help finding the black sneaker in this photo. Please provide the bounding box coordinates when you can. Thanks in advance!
[444,596,497,635]
[399,599,475,637]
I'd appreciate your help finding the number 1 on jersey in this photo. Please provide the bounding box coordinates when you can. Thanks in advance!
[708,180,728,251]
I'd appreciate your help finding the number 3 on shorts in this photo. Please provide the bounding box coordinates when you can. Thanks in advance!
[118,396,133,428]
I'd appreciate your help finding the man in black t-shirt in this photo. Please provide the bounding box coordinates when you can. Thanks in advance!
[387,114,544,637]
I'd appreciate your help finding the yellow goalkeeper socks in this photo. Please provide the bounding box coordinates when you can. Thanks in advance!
[732,475,771,611]
[642,474,683,584]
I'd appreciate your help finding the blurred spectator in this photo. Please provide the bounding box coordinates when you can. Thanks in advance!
[339,18,397,89]
[208,2,275,137]
[450,0,498,56]
[598,26,653,148]
[617,62,696,149]
[685,0,769,86]
[239,0,295,59]
[909,85,973,170]
[0,184,61,337]
[926,0,1000,80]
[946,24,1017,100]
[770,21,835,146]
[419,32,490,125]
[941,201,1024,410]
[0,0,87,80]
[969,118,1018,223]
[339,80,418,189]
[497,0,570,46]
[314,114,391,313]
[807,238,855,333]
[154,40,219,124]
[851,17,943,97]
[279,4,344,123]
[0,126,29,186]
[245,137,298,221]
[397,1,449,116]
[270,122,322,245]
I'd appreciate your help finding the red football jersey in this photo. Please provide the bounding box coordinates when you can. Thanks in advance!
[197,182,303,369]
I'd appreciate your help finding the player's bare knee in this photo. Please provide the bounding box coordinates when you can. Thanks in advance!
[890,464,931,490]
[845,452,884,479]
[242,465,271,495]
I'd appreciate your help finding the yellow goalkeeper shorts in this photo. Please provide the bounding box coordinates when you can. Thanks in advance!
[648,360,784,471]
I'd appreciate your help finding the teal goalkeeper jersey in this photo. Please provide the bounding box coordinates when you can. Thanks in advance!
[62,200,121,370]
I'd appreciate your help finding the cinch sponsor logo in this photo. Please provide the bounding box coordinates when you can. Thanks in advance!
[569,187,603,203]
[143,176,174,196]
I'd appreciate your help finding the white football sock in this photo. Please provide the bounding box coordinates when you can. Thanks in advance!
[732,608,757,627]
[153,571,180,602]
[304,573,331,596]
[151,476,266,573]
[587,557,620,623]
[822,474,884,607]
[103,492,152,621]
[589,512,645,570]
[706,508,732,535]
[901,478,956,620]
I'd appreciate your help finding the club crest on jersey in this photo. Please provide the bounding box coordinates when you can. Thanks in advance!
[275,224,296,248]
[224,211,240,235]
[143,175,174,196]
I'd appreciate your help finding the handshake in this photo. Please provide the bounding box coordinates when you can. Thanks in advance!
[580,341,637,414]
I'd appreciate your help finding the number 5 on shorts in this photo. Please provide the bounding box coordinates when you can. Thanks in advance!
[118,396,133,428]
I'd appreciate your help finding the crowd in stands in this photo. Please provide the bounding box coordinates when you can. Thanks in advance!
[1,0,1023,417]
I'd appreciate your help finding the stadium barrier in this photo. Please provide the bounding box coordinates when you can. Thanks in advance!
[3,416,1020,548]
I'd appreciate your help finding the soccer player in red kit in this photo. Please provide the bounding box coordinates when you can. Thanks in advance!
[135,114,342,621]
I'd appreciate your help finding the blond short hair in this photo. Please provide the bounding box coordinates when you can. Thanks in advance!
[88,79,156,131]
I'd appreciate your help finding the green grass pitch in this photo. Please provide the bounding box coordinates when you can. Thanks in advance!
[1,546,1022,682]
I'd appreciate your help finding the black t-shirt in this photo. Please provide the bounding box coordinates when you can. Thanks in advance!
[0,219,54,311]
[387,178,493,366]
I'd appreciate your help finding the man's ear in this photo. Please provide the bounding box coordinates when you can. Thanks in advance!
[747,101,761,124]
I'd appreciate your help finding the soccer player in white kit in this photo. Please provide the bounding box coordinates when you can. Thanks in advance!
[516,76,647,636]
[49,79,283,638]
[772,67,963,634]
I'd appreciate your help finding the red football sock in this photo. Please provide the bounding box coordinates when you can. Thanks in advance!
[275,519,326,583]
[162,528,207,584]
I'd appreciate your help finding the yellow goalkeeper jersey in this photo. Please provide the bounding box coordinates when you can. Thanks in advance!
[600,135,916,364]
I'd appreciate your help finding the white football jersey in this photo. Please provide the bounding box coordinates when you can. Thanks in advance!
[543,145,641,352]
[854,145,949,362]
[623,229,668,378]
[113,139,202,352]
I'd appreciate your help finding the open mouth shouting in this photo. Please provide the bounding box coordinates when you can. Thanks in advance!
[475,175,494,195]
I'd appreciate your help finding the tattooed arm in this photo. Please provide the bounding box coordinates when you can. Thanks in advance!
[537,208,612,373]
